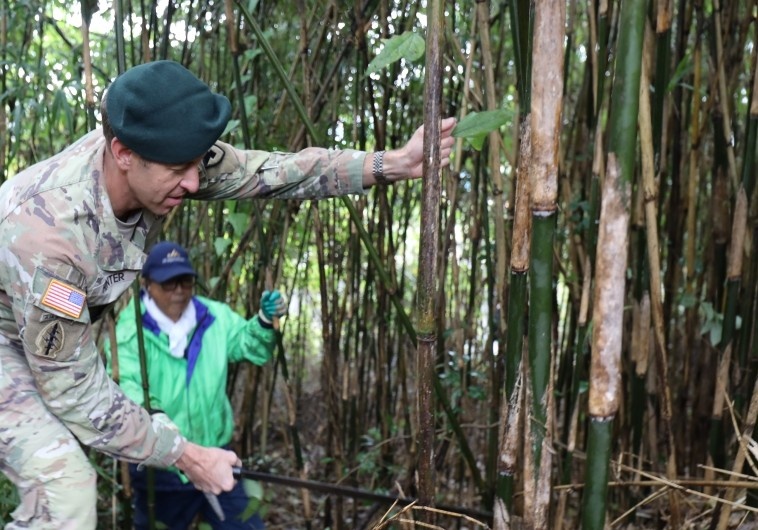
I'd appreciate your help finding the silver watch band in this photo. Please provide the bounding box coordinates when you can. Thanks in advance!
[372,151,389,185]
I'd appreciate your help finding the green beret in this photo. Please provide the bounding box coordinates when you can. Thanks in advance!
[105,60,231,164]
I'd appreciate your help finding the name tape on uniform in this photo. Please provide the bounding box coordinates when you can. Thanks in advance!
[41,279,86,319]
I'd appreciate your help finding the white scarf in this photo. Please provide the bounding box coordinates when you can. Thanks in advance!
[142,293,197,359]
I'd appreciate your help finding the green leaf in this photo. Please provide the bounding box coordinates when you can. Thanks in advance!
[223,119,239,136]
[453,109,511,138]
[51,89,73,136]
[227,212,249,236]
[243,94,257,115]
[679,292,698,309]
[666,54,693,94]
[242,479,264,500]
[214,237,232,256]
[366,32,425,75]
[469,133,487,151]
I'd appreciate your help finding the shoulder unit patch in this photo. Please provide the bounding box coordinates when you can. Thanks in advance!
[35,321,64,358]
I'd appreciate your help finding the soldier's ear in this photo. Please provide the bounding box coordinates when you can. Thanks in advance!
[110,138,134,170]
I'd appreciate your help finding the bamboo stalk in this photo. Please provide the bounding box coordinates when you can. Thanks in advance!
[639,23,681,526]
[651,0,673,155]
[525,0,564,527]
[711,0,740,191]
[640,16,673,450]
[416,0,444,513]
[716,373,758,529]
[113,0,126,73]
[496,117,532,521]
[477,0,509,342]
[79,0,96,131]
[235,0,487,508]
[131,282,157,530]
[582,0,646,526]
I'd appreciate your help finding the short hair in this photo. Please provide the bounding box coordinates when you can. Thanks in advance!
[100,91,114,147]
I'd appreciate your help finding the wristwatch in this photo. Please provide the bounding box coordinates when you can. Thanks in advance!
[372,150,389,185]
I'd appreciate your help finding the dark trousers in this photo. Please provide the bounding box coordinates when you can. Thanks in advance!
[130,465,265,530]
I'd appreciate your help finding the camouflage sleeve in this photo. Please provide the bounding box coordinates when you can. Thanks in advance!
[191,141,369,201]
[3,228,186,468]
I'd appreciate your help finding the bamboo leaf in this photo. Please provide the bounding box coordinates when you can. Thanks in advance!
[214,237,232,256]
[452,109,511,150]
[224,119,239,136]
[666,54,693,94]
[366,32,425,75]
[51,89,74,136]
[227,212,249,236]
[242,478,264,500]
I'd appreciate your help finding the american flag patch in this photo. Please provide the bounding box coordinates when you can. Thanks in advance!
[41,279,86,319]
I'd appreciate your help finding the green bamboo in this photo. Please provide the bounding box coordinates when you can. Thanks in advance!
[132,282,156,530]
[581,0,646,528]
[527,215,553,466]
[581,418,612,530]
[651,0,672,158]
[506,0,533,104]
[523,2,564,526]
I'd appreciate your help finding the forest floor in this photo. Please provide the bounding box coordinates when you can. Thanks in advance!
[230,380,758,529]
[240,395,758,530]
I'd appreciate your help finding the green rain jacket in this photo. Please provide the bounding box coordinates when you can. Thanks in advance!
[106,294,275,448]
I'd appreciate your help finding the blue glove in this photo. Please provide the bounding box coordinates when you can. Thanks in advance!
[259,290,287,324]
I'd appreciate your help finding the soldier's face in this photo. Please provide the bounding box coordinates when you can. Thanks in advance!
[127,156,202,215]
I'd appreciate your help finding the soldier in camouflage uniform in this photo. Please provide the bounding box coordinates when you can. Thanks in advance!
[0,60,455,529]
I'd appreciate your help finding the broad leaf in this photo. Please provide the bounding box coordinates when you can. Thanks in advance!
[452,109,511,151]
[214,237,232,256]
[366,32,425,75]
[227,212,249,236]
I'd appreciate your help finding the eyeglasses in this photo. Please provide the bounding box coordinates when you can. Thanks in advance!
[158,276,195,292]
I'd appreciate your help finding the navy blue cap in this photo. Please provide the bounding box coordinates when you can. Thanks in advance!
[142,241,197,282]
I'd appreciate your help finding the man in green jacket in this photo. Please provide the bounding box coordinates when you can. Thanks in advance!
[106,240,285,529]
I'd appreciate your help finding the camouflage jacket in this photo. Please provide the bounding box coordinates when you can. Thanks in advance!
[0,129,367,468]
